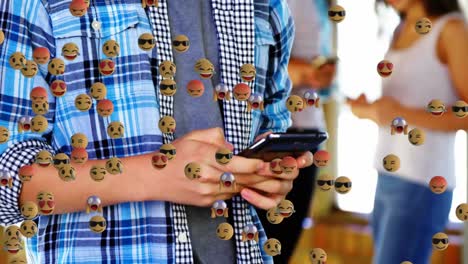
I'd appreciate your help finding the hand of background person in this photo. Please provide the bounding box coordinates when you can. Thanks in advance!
[288,58,337,89]
[346,93,402,126]
[305,63,337,88]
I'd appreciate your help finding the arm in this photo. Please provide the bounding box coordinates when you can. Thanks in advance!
[440,19,468,102]
[390,19,468,132]
[258,0,295,134]
[0,0,57,225]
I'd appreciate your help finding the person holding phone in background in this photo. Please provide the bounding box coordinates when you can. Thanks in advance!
[348,0,468,263]
[257,0,337,263]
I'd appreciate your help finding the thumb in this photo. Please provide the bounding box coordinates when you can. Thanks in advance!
[184,127,232,149]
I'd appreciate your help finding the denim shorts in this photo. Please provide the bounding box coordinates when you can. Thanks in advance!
[371,172,453,264]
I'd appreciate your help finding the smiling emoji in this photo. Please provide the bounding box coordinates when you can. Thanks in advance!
[159,79,177,96]
[50,80,67,97]
[90,165,107,181]
[151,152,168,169]
[427,99,446,116]
[21,60,38,78]
[99,59,115,76]
[451,100,468,118]
[408,128,425,145]
[239,64,256,82]
[35,150,53,167]
[62,43,80,61]
[216,222,234,240]
[20,201,38,220]
[74,94,93,111]
[194,58,214,79]
[377,60,393,77]
[31,115,48,133]
[276,199,295,218]
[159,143,176,160]
[48,58,66,75]
[316,174,334,191]
[383,154,400,172]
[415,17,432,34]
[37,191,55,215]
[138,33,156,51]
[89,215,107,233]
[328,5,346,23]
[215,147,233,165]
[172,34,190,53]
[432,232,449,251]
[266,207,284,224]
[90,82,107,100]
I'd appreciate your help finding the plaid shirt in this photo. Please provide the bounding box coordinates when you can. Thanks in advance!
[0,0,294,263]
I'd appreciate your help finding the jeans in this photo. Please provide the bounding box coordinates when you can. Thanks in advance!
[371,172,453,264]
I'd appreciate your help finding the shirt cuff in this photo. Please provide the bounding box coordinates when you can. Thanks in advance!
[0,139,55,225]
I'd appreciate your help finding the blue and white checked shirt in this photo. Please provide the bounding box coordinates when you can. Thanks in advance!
[0,0,294,263]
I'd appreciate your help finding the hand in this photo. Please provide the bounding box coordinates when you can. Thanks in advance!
[346,93,377,122]
[346,94,402,126]
[238,150,313,209]
[306,63,337,88]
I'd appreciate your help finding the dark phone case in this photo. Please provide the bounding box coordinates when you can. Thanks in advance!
[238,132,328,161]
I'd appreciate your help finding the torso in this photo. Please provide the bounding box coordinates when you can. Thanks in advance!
[373,12,465,189]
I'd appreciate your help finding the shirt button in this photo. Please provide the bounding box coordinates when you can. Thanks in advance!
[178,232,188,243]
[92,20,102,31]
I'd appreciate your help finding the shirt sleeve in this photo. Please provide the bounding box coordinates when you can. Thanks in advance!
[258,0,295,134]
[0,0,57,225]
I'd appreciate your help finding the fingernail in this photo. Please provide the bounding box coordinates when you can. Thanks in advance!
[241,189,251,199]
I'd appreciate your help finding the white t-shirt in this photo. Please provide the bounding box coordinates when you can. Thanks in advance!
[373,13,464,190]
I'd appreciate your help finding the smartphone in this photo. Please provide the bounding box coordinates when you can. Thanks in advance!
[238,132,328,161]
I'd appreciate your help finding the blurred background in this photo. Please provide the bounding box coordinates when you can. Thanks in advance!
[289,0,468,263]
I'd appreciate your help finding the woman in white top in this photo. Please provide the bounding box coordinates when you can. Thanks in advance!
[347,0,468,263]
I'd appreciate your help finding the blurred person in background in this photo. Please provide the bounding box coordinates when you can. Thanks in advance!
[347,0,468,263]
[257,0,337,263]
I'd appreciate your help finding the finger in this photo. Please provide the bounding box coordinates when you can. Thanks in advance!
[185,127,230,148]
[254,130,273,143]
[235,173,272,186]
[241,188,282,210]
[296,151,314,169]
[239,179,292,196]
[218,156,266,175]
